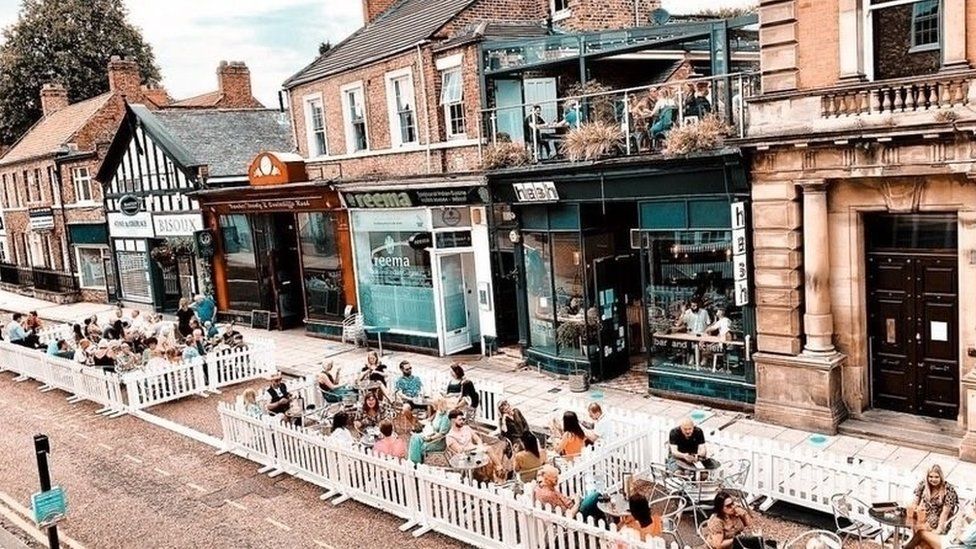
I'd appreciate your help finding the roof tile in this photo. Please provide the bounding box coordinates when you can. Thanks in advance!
[0,93,113,166]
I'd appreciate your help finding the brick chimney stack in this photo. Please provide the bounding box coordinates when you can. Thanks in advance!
[40,83,69,117]
[217,61,254,107]
[362,0,398,24]
[107,55,142,97]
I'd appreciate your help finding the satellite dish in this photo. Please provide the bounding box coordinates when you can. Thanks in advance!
[650,8,671,26]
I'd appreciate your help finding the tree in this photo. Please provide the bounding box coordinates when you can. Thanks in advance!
[0,0,160,146]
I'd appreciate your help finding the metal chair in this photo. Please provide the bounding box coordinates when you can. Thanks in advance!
[699,521,717,549]
[829,493,883,548]
[647,462,684,499]
[341,313,365,346]
[783,529,843,549]
[680,474,724,529]
[649,494,687,547]
[721,458,752,507]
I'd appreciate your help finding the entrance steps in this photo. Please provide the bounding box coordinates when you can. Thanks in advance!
[484,345,526,372]
[839,409,963,456]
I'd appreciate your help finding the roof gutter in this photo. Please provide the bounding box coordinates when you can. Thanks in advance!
[415,40,432,175]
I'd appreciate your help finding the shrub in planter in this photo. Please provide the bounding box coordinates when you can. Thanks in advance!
[150,245,175,266]
[662,114,731,157]
[561,121,623,162]
[481,141,532,170]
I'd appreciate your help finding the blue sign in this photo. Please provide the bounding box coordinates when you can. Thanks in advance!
[31,486,67,527]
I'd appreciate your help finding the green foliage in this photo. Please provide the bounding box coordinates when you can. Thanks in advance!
[0,0,160,145]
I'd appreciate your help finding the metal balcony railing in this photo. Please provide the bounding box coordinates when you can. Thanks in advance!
[479,72,760,165]
[0,262,79,293]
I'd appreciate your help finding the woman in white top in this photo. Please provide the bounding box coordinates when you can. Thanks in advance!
[74,339,92,364]
[330,411,355,445]
[705,308,732,340]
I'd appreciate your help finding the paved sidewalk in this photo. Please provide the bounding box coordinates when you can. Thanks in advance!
[4,288,975,493]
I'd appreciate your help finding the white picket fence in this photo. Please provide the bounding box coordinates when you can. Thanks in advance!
[401,364,504,427]
[217,402,675,549]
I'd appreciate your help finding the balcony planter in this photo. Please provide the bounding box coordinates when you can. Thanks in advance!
[663,114,731,157]
[562,121,624,162]
[482,141,531,170]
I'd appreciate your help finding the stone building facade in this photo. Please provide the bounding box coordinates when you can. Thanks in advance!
[742,0,976,460]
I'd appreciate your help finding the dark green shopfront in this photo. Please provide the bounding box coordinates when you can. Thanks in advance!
[488,151,757,405]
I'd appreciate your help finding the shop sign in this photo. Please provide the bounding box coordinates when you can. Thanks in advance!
[153,214,203,237]
[108,212,154,238]
[731,201,749,306]
[226,198,316,212]
[119,194,142,216]
[408,232,433,250]
[29,208,54,231]
[342,186,488,209]
[512,181,558,203]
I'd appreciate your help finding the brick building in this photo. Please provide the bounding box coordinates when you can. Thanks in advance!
[739,0,976,460]
[0,57,168,303]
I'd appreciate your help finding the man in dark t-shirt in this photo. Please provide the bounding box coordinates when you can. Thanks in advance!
[667,418,718,472]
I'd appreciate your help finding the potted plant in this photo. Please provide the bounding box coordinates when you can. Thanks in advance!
[662,114,731,157]
[150,244,175,267]
[562,121,624,162]
[481,141,531,170]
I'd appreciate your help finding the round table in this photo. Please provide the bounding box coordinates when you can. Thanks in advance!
[449,452,490,481]
[597,493,632,520]
[869,507,911,549]
[674,457,722,478]
[364,326,391,357]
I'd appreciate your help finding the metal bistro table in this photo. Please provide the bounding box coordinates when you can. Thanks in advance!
[868,507,911,549]
[597,493,632,521]
[674,457,722,478]
[364,326,391,357]
[449,451,490,482]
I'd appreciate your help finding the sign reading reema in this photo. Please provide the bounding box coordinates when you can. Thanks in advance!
[342,187,487,209]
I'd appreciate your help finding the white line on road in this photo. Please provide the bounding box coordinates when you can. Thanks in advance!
[265,517,292,532]
[312,539,336,548]
[223,499,246,511]
[74,432,90,440]
[186,483,208,493]
[123,454,143,464]
[97,443,114,451]
[153,468,171,477]
[31,414,47,421]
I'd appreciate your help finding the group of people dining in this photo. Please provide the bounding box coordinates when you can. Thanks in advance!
[2,293,245,374]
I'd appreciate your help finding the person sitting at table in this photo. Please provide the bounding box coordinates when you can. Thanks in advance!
[533,465,580,518]
[114,342,139,373]
[514,431,547,483]
[330,411,355,445]
[265,372,293,416]
[676,299,712,335]
[707,491,755,549]
[648,86,678,143]
[911,464,960,537]
[241,388,263,418]
[74,339,92,365]
[497,400,530,447]
[584,402,613,443]
[446,363,480,413]
[373,419,407,459]
[446,409,483,457]
[354,392,386,432]
[907,497,976,549]
[359,350,387,382]
[317,361,354,403]
[46,338,73,360]
[552,100,581,131]
[556,411,592,461]
[524,104,554,159]
[617,493,663,542]
[394,360,423,401]
[684,81,712,120]
[91,340,116,370]
[705,308,732,340]
[182,335,200,361]
[84,315,102,342]
[393,402,422,437]
[667,417,717,472]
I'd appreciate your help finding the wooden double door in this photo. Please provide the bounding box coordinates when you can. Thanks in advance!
[867,253,959,419]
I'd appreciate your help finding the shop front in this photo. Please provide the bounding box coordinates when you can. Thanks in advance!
[489,153,756,405]
[194,152,354,334]
[340,180,494,356]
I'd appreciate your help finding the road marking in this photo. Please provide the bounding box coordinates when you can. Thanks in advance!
[187,483,208,493]
[265,517,292,532]
[224,499,246,511]
[32,414,47,421]
[97,443,114,451]
[153,468,171,477]
[123,454,143,464]
[312,539,336,548]
[74,432,90,440]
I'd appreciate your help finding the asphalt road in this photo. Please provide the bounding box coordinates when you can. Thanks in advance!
[0,371,463,549]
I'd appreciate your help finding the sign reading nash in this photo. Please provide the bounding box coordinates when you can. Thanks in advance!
[512,181,559,203]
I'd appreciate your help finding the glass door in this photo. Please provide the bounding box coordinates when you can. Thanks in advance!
[439,253,471,354]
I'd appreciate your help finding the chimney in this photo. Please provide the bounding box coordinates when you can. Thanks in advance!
[141,81,171,107]
[107,55,142,97]
[217,61,256,108]
[362,0,398,24]
[40,83,69,117]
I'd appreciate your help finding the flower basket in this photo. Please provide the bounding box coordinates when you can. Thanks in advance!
[150,245,176,267]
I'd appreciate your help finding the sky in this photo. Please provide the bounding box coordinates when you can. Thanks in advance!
[0,0,755,107]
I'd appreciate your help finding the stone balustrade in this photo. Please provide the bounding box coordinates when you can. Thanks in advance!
[821,75,972,118]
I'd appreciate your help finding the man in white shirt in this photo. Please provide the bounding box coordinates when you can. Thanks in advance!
[584,402,614,443]
[678,300,711,335]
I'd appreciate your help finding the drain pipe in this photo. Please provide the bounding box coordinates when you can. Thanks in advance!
[416,41,432,174]
[634,0,639,27]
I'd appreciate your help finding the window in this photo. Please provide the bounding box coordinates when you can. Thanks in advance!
[76,247,107,288]
[72,167,93,203]
[219,214,261,311]
[1,174,7,208]
[303,95,328,157]
[386,71,417,146]
[552,0,570,15]
[48,166,59,206]
[440,68,465,138]
[24,170,34,203]
[341,84,368,153]
[912,0,939,49]
[297,212,344,320]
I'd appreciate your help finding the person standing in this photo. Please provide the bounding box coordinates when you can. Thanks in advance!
[176,298,195,338]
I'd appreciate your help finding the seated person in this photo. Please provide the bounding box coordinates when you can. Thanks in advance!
[445,409,483,456]
[684,81,712,120]
[497,400,530,446]
[911,465,960,538]
[618,494,663,542]
[552,100,581,132]
[91,340,116,370]
[392,402,421,438]
[242,388,263,418]
[354,392,386,432]
[676,299,712,335]
[74,339,93,365]
[668,417,717,471]
[705,308,732,340]
[649,87,677,141]
[533,465,580,518]
[907,497,976,549]
[555,411,592,461]
[359,350,388,383]
[445,363,480,412]
[317,361,354,403]
[182,335,201,361]
[6,313,34,348]
[584,402,613,443]
[141,337,159,365]
[514,431,547,483]
[46,338,74,360]
[265,372,293,415]
[524,104,554,159]
[330,411,355,445]
[373,419,407,459]
[114,342,139,372]
[707,491,759,549]
[421,397,453,455]
[394,360,423,401]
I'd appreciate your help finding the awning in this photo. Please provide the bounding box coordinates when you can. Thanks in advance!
[68,223,109,245]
